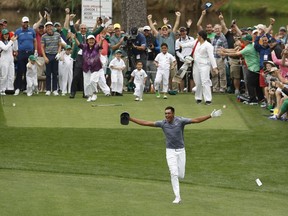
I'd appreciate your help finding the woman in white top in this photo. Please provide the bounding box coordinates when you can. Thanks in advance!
[0,29,18,95]
[182,30,218,105]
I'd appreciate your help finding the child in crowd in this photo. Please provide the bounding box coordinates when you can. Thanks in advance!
[129,61,147,101]
[26,55,41,96]
[109,49,126,96]
[154,43,176,99]
[58,45,73,96]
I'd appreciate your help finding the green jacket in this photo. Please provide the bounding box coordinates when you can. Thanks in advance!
[70,24,104,59]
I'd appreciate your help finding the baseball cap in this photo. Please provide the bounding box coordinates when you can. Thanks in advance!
[242,34,252,42]
[167,24,172,29]
[263,60,276,68]
[65,45,72,50]
[29,55,37,61]
[115,49,122,54]
[254,24,266,30]
[143,25,151,31]
[279,26,287,32]
[39,23,44,28]
[54,22,61,27]
[45,21,53,27]
[161,25,168,30]
[114,23,121,29]
[1,29,9,35]
[179,26,187,32]
[87,34,95,40]
[22,16,29,23]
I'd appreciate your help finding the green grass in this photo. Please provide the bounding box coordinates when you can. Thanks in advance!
[0,92,287,216]
[221,0,288,15]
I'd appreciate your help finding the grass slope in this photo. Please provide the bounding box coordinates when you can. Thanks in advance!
[0,93,287,215]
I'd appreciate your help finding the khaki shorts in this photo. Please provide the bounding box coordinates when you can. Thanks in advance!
[229,57,241,79]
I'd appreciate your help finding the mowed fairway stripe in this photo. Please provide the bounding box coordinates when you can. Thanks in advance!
[2,93,249,130]
[0,169,287,216]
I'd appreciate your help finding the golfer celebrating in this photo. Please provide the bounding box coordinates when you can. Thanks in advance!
[129,106,222,204]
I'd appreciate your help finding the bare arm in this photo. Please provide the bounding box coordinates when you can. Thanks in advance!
[63,8,70,30]
[196,10,206,31]
[147,14,159,36]
[172,11,181,33]
[129,117,156,127]
[191,115,211,123]
[33,12,44,29]
[266,18,275,34]
[218,12,228,35]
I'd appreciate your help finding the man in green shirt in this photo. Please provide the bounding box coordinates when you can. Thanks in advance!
[220,34,264,104]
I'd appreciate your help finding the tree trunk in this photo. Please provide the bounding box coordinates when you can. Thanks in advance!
[121,0,147,33]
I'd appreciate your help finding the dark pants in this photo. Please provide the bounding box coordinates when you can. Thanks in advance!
[247,70,264,102]
[45,54,58,91]
[70,55,84,95]
[15,50,33,90]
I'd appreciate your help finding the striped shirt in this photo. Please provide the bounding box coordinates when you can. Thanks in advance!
[41,32,61,55]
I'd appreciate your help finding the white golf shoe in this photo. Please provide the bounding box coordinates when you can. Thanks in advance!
[91,94,97,101]
[172,197,181,204]
[14,89,20,96]
[45,91,51,96]
[87,96,92,102]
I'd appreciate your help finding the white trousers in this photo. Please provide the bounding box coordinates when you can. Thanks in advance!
[59,61,73,94]
[26,75,38,95]
[111,70,123,93]
[0,60,14,91]
[133,82,144,98]
[166,148,186,199]
[154,69,169,93]
[83,70,101,96]
[193,62,213,102]
[98,68,110,95]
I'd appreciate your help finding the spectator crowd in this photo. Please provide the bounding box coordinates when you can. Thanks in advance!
[0,8,287,121]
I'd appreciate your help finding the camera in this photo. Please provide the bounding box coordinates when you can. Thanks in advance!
[123,35,136,49]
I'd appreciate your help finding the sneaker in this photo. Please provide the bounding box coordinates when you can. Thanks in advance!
[234,89,240,95]
[91,94,97,101]
[139,98,143,101]
[62,93,66,96]
[196,100,202,104]
[268,115,278,120]
[205,101,212,105]
[249,102,258,106]
[156,91,160,98]
[163,95,167,99]
[27,92,32,97]
[87,96,92,102]
[14,89,20,96]
[172,197,181,204]
[135,97,139,101]
[260,101,267,108]
[105,93,111,97]
[45,91,51,96]
[1,91,6,95]
[53,90,59,96]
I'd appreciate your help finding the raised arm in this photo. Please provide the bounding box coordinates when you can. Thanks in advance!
[196,10,206,31]
[172,11,181,33]
[33,12,44,29]
[266,18,275,34]
[129,117,156,127]
[147,14,159,36]
[63,8,71,30]
[218,12,228,35]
